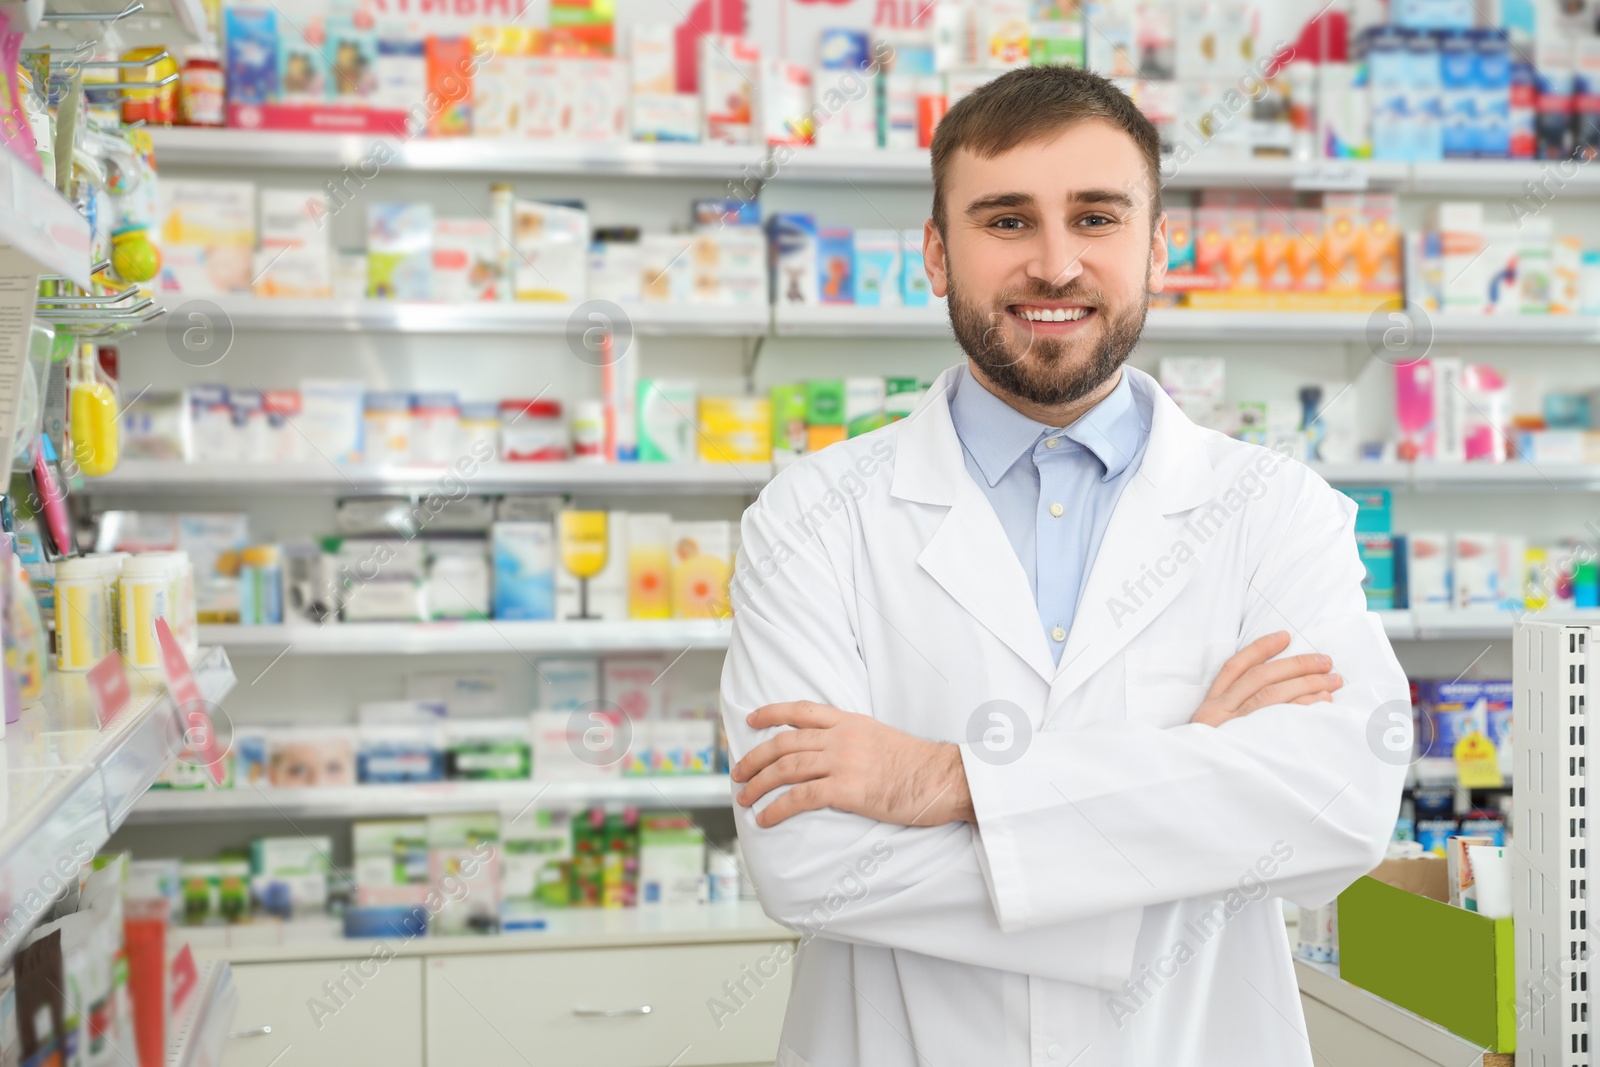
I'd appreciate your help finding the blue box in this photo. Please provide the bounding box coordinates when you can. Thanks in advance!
[1406,30,1445,161]
[1439,30,1478,158]
[819,28,871,71]
[492,521,554,620]
[225,7,279,105]
[692,198,761,227]
[1341,487,1393,533]
[1418,679,1512,758]
[768,213,817,305]
[1472,29,1511,158]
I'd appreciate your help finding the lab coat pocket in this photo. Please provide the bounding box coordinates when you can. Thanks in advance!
[1124,641,1234,728]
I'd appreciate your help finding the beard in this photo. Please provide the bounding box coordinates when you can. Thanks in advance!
[947,273,1150,408]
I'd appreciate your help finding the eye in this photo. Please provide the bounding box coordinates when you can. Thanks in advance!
[990,216,1028,232]
[1079,213,1119,229]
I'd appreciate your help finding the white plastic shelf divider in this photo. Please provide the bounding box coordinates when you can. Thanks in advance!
[145,129,764,177]
[773,304,1600,343]
[200,620,730,655]
[166,959,236,1067]
[85,460,773,496]
[1,149,92,287]
[197,296,769,336]
[131,775,733,823]
[0,646,235,964]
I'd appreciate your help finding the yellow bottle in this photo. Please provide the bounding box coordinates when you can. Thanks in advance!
[70,344,119,477]
[558,511,608,620]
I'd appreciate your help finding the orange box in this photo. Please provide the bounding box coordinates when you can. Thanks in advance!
[1321,194,1366,292]
[1223,208,1260,290]
[1194,207,1229,288]
[1360,193,1402,294]
[1288,208,1325,292]
[806,425,847,452]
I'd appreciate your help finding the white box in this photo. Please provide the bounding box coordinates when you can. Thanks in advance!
[630,24,676,95]
[1407,533,1450,608]
[1496,535,1527,611]
[761,60,812,145]
[1451,532,1498,611]
[536,658,600,712]
[602,656,667,719]
[641,233,693,303]
[405,671,504,717]
[512,200,588,303]
[631,93,700,142]
[569,58,626,140]
[530,709,621,779]
[1432,201,1487,314]
[432,218,499,303]
[297,380,365,464]
[520,57,567,138]
[701,35,758,144]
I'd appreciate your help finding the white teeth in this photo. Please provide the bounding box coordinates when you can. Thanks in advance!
[1018,307,1088,322]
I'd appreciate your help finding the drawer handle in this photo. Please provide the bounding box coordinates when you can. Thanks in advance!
[572,1005,652,1018]
[230,1026,273,1038]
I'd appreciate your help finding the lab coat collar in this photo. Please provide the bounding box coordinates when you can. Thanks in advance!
[892,364,1220,686]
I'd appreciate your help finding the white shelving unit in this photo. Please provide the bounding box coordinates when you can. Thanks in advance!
[130,775,733,822]
[1,149,93,287]
[199,620,730,655]
[195,296,770,337]
[0,646,236,960]
[86,459,772,496]
[166,960,237,1067]
[143,132,1600,200]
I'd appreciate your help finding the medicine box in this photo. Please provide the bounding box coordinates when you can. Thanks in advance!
[636,380,697,462]
[1451,532,1498,609]
[536,658,600,711]
[626,513,673,619]
[603,656,667,719]
[492,520,555,620]
[770,214,818,305]
[1407,533,1450,608]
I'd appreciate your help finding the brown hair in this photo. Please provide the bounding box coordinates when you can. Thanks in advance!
[929,66,1162,235]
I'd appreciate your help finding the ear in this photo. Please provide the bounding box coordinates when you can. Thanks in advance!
[1148,210,1170,294]
[924,218,948,298]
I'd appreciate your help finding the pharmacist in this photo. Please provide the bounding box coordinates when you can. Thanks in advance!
[722,66,1407,1067]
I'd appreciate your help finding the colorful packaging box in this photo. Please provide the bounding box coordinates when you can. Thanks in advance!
[852,229,902,307]
[770,383,808,463]
[368,203,434,300]
[603,656,667,719]
[492,520,555,620]
[770,213,819,305]
[444,719,531,780]
[817,227,855,304]
[701,34,758,143]
[1451,532,1498,610]
[670,521,732,619]
[636,380,697,462]
[626,513,673,619]
[698,397,772,462]
[535,657,600,711]
[432,218,500,302]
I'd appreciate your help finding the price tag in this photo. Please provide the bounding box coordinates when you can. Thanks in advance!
[86,651,130,728]
[170,943,199,1017]
[1453,731,1505,788]
[155,619,225,785]
[1291,162,1371,192]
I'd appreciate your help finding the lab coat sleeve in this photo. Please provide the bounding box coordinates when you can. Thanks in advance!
[722,485,1143,991]
[963,466,1409,932]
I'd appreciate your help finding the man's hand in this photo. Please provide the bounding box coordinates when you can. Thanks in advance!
[732,701,974,829]
[1190,630,1341,728]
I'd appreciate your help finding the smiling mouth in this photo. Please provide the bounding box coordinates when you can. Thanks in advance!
[1009,303,1095,323]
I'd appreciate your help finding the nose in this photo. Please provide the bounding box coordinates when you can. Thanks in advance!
[1027,218,1087,291]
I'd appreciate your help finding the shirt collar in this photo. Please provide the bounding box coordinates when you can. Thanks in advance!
[949,365,1146,487]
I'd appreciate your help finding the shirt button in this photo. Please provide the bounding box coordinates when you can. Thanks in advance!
[1044,438,1060,449]
[1047,1045,1064,1060]
[1051,626,1066,642]
[1049,502,1064,518]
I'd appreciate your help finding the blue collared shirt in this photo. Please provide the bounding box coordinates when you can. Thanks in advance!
[948,365,1152,663]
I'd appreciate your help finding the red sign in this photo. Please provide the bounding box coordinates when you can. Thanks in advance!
[170,943,199,1017]
[226,103,410,135]
[86,651,131,728]
[155,619,225,786]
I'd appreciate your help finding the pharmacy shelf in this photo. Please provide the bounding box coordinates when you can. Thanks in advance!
[167,960,236,1067]
[147,129,766,178]
[200,620,730,655]
[130,775,733,823]
[85,460,773,496]
[1,147,93,287]
[1378,608,1600,640]
[146,133,1583,199]
[773,303,1600,343]
[1294,958,1492,1066]
[176,903,788,964]
[199,296,769,336]
[25,0,212,47]
[0,645,235,965]
[1311,462,1600,491]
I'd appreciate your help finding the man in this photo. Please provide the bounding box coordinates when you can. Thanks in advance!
[721,67,1407,1066]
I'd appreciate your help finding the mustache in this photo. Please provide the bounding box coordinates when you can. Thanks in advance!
[997,284,1105,307]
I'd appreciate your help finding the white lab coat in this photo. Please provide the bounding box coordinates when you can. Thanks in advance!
[720,364,1408,1067]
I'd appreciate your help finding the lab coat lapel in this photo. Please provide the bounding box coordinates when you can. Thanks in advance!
[892,369,1057,684]
[1049,370,1222,708]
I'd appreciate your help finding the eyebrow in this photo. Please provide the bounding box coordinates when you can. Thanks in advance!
[963,188,1138,217]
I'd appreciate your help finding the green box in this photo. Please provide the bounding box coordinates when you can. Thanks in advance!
[805,379,844,427]
[1337,875,1515,1051]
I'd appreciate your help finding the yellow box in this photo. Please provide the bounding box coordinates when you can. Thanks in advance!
[698,397,772,463]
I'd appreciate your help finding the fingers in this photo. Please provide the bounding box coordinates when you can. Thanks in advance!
[1220,651,1334,707]
[736,751,830,808]
[1206,631,1291,698]
[747,700,841,731]
[1243,672,1343,713]
[754,781,832,828]
[731,728,827,783]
